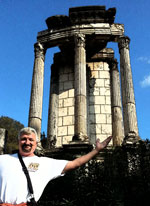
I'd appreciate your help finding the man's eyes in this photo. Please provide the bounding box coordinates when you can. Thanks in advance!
[21,138,34,141]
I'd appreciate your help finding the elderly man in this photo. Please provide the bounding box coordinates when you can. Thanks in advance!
[0,127,112,206]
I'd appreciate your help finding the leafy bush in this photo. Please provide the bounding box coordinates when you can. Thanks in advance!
[39,141,150,206]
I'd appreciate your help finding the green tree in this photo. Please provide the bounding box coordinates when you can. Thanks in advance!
[0,116,24,153]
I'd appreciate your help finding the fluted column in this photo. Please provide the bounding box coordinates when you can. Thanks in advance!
[74,34,88,142]
[111,59,124,146]
[47,63,59,148]
[118,36,139,138]
[28,42,46,141]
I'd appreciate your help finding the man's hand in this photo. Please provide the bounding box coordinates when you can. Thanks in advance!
[95,136,112,152]
[62,136,112,174]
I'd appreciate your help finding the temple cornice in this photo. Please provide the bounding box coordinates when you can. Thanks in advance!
[37,23,124,48]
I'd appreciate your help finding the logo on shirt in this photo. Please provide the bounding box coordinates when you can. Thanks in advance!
[28,163,39,172]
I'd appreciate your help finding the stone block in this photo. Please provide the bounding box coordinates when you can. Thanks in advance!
[62,136,73,144]
[63,116,73,126]
[106,114,112,124]
[58,126,67,136]
[101,105,111,114]
[95,96,105,104]
[89,105,100,114]
[95,124,102,134]
[56,137,62,147]
[59,99,63,108]
[101,124,112,134]
[94,62,104,71]
[90,71,99,78]
[99,71,110,79]
[68,125,74,135]
[95,79,104,87]
[68,106,74,115]
[59,107,67,116]
[96,114,106,123]
[69,89,75,97]
[58,117,62,126]
[106,96,111,104]
[59,91,68,99]
[64,81,74,90]
[59,74,69,82]
[89,87,100,96]
[100,87,110,96]
[103,62,110,71]
[64,98,74,107]
[105,79,110,87]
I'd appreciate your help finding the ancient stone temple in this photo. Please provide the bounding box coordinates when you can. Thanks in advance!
[28,6,140,150]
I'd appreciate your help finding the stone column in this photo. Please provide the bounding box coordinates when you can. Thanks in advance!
[47,63,59,148]
[74,34,88,142]
[0,128,7,154]
[111,59,124,146]
[28,42,46,141]
[118,36,139,139]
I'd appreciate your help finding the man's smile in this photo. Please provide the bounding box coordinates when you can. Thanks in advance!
[22,144,32,152]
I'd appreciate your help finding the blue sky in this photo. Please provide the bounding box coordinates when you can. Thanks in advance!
[0,0,150,140]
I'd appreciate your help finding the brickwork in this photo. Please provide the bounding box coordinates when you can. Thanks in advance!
[57,65,75,146]
[88,61,112,144]
[28,6,139,149]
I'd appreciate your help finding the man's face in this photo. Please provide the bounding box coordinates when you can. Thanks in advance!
[19,132,37,157]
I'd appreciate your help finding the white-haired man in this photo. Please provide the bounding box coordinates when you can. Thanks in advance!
[0,127,112,206]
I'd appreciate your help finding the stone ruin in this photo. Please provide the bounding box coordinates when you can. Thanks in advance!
[0,6,140,154]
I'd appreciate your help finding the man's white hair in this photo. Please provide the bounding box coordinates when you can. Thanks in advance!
[18,127,38,142]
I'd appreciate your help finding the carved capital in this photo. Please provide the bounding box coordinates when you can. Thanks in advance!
[118,36,130,53]
[34,42,46,60]
[74,33,85,48]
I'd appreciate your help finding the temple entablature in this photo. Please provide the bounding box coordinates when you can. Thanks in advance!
[37,6,124,49]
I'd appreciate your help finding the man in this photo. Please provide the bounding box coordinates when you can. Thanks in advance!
[0,127,112,205]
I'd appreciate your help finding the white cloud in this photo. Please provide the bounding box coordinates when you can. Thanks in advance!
[140,74,150,88]
[138,56,150,64]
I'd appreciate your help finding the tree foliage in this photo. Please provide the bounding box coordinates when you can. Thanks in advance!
[38,141,150,206]
[0,116,24,153]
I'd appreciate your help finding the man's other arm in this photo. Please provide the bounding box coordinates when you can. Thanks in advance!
[62,136,112,174]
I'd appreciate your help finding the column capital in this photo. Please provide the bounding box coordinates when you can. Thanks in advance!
[118,36,130,53]
[74,33,85,48]
[34,42,46,60]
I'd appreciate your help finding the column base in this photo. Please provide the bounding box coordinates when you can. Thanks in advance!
[122,131,141,145]
[62,134,91,151]
[35,142,45,156]
[72,134,89,142]
[63,141,92,152]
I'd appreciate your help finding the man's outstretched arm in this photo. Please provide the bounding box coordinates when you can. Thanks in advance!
[62,136,112,174]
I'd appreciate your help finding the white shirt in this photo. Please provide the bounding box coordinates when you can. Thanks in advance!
[0,153,68,204]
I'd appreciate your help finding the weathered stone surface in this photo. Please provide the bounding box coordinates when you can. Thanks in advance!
[119,36,139,138]
[28,43,46,141]
[74,34,88,141]
[0,128,6,154]
[111,59,124,145]
[29,6,139,149]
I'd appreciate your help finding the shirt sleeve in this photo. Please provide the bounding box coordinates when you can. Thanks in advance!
[42,157,69,180]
